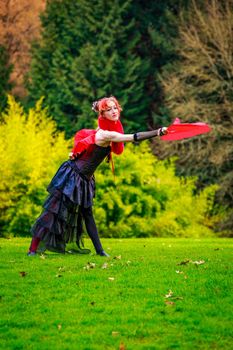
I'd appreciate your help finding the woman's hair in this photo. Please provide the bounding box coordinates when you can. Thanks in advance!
[92,96,122,115]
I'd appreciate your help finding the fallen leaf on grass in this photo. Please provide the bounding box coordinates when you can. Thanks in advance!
[58,266,66,272]
[176,270,188,279]
[19,271,27,277]
[114,255,122,260]
[165,290,183,301]
[165,290,173,298]
[57,324,62,330]
[40,254,46,260]
[191,260,205,265]
[177,259,205,266]
[108,277,115,281]
[112,331,120,336]
[177,259,190,266]
[101,262,108,269]
[83,262,96,270]
[119,342,126,350]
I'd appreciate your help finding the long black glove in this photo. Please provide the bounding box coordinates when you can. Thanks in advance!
[134,127,167,141]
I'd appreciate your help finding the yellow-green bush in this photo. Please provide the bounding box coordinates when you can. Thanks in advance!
[0,96,70,236]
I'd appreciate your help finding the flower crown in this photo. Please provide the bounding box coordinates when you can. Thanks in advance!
[92,100,100,113]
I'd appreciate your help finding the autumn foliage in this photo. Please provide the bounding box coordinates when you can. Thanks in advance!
[0,0,46,97]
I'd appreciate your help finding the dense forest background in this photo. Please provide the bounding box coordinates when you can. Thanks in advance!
[0,0,232,237]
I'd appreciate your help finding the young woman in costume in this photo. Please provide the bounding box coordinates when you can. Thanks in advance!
[27,96,167,257]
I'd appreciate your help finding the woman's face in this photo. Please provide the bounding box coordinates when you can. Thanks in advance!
[103,100,119,121]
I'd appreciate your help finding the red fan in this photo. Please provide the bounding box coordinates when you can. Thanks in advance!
[161,118,211,141]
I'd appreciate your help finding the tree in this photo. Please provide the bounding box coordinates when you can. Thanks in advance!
[128,0,191,128]
[0,45,13,113]
[153,0,233,231]
[0,0,46,97]
[27,0,149,137]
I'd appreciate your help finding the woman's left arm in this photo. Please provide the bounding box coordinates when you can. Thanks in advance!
[96,130,134,143]
[95,127,167,145]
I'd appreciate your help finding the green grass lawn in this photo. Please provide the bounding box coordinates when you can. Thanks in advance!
[0,237,232,350]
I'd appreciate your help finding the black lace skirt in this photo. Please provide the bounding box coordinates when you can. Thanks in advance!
[31,160,95,253]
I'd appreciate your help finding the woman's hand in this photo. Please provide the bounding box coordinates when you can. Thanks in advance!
[159,127,168,136]
[69,152,76,160]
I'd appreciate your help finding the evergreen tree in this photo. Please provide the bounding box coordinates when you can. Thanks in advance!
[0,45,13,113]
[27,0,149,136]
[128,0,191,128]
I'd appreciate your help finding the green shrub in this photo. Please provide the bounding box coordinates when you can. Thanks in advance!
[94,143,219,237]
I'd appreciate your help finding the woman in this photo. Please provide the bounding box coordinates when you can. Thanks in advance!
[28,96,167,257]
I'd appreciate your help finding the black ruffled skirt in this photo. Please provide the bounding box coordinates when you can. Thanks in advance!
[31,160,95,253]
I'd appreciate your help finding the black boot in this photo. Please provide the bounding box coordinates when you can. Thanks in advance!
[97,250,110,257]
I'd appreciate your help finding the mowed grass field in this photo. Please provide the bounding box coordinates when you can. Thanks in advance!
[0,237,232,350]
